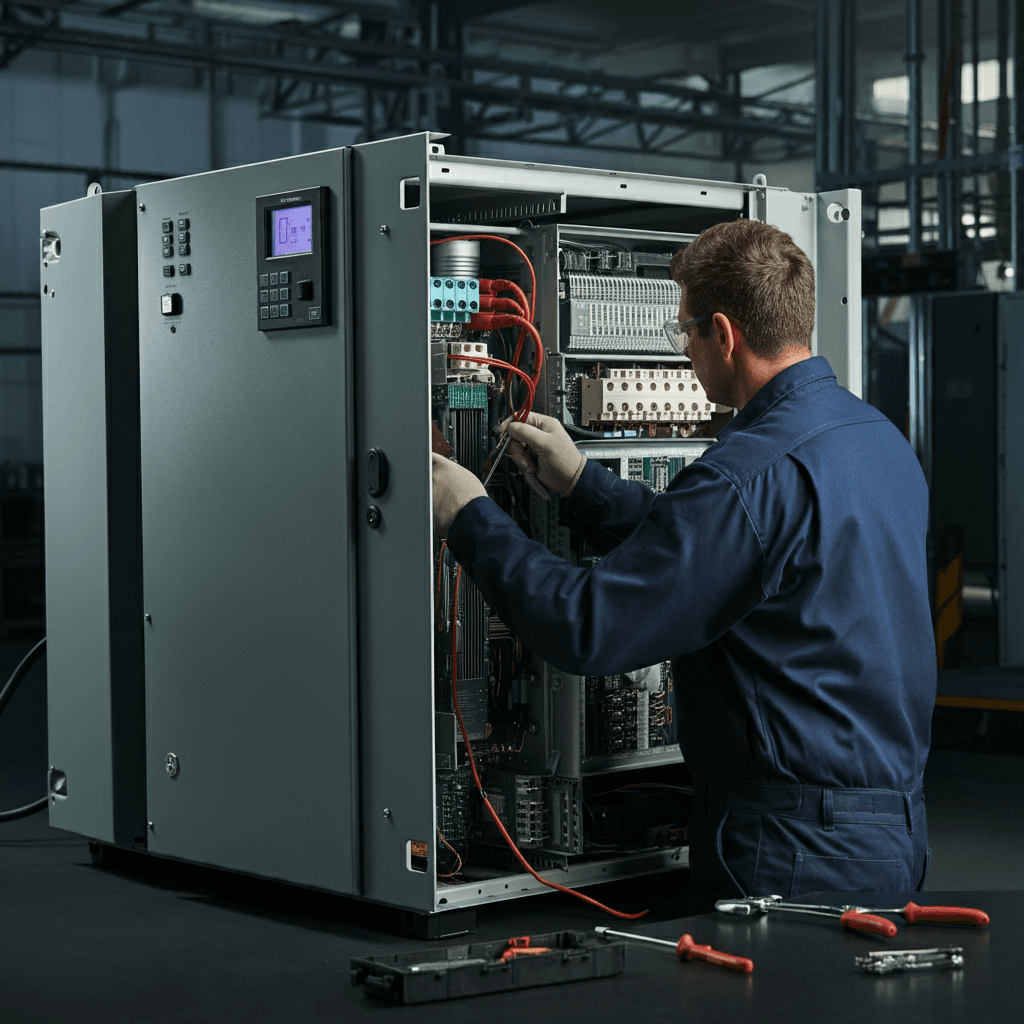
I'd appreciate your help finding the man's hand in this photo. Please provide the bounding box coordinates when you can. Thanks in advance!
[503,413,585,498]
[432,453,487,538]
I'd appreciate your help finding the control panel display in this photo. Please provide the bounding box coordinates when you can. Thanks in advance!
[254,187,330,332]
[271,205,313,257]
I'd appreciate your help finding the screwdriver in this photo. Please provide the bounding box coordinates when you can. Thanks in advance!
[594,925,754,973]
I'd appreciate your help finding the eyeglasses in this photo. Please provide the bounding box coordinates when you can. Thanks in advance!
[663,314,712,355]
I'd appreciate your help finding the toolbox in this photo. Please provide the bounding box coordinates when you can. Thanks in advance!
[350,930,626,1005]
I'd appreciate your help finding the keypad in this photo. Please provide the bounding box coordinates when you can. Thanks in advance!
[256,270,299,326]
[162,217,194,283]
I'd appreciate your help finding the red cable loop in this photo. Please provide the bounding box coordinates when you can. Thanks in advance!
[446,353,535,419]
[450,565,647,921]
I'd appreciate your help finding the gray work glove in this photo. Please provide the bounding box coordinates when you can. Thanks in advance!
[502,413,586,498]
[432,453,486,538]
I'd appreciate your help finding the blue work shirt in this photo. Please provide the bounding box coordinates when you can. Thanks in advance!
[447,356,936,794]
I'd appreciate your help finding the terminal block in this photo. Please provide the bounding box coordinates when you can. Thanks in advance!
[581,367,712,427]
[430,276,480,322]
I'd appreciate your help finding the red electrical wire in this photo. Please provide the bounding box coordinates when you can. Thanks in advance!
[479,295,527,317]
[480,278,532,322]
[448,353,535,420]
[449,565,648,921]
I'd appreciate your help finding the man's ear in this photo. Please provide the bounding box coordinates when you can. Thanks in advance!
[712,311,739,361]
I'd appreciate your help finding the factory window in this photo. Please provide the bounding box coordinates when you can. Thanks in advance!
[873,75,910,114]
[961,59,1014,103]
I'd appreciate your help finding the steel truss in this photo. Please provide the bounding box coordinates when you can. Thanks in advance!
[0,0,815,162]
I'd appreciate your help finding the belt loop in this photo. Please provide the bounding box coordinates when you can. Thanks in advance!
[904,792,914,834]
[822,788,835,831]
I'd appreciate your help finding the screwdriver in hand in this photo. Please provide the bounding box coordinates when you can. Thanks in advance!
[595,926,754,973]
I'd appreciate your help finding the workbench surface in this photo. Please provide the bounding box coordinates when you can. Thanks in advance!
[2,811,1014,1023]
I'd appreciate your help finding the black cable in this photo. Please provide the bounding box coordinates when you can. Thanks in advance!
[0,637,48,822]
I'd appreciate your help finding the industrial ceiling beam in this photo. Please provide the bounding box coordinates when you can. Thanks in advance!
[0,0,816,159]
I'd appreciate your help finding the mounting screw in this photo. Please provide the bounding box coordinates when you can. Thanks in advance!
[145,614,152,624]
[164,753,179,779]
[147,821,154,831]
[366,505,382,528]
[528,722,540,735]
[382,807,391,818]
[380,224,389,234]
[138,203,145,212]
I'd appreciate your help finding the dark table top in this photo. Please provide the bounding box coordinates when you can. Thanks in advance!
[1,810,1015,1023]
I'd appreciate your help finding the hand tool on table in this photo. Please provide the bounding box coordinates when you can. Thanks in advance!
[594,925,754,973]
[715,896,898,936]
[853,901,989,926]
[716,896,990,935]
[499,936,552,962]
[855,946,965,975]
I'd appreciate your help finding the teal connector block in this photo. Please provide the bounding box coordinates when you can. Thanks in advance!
[429,276,478,323]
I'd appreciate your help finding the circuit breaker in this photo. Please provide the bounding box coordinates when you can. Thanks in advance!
[41,133,861,931]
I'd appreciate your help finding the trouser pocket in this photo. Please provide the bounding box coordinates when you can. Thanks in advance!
[792,850,904,895]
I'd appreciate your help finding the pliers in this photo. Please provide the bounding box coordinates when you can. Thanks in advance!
[715,895,989,936]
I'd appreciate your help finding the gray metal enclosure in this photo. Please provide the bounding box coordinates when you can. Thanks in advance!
[42,133,863,922]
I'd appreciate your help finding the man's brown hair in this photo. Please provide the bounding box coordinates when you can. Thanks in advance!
[670,219,815,359]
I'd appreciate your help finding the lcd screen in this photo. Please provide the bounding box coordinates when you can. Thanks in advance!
[271,205,313,256]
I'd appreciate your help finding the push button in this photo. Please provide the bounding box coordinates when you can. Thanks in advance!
[178,244,190,256]
[178,231,190,243]
[270,305,279,317]
[259,274,269,287]
[160,293,182,316]
[279,271,290,284]
[163,246,173,258]
[260,289,269,302]
[162,234,172,245]
[279,303,291,317]
[269,273,279,285]
[308,306,321,320]
[163,265,174,277]
[179,263,191,276]
[161,219,173,233]
[279,287,289,300]
[269,288,278,301]
[260,306,269,319]
[178,218,189,230]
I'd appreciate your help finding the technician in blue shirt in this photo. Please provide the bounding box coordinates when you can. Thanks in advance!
[432,219,935,912]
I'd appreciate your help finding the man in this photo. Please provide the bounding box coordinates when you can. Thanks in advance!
[432,219,935,913]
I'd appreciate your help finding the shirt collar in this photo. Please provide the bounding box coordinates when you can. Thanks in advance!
[715,355,836,441]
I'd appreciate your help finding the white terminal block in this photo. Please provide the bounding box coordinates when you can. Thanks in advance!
[447,341,495,383]
[581,368,713,424]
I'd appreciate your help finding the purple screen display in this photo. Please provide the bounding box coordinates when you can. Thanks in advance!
[271,205,313,256]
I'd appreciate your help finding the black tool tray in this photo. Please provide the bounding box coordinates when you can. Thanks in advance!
[350,929,626,1005]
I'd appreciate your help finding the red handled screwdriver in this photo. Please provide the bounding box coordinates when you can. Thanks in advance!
[595,925,754,973]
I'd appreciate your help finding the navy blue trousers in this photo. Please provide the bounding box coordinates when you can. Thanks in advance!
[685,777,930,915]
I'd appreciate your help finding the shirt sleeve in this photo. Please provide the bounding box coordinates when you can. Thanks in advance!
[557,458,656,554]
[446,460,769,676]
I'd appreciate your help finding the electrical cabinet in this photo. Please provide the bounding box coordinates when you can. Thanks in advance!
[42,133,861,930]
